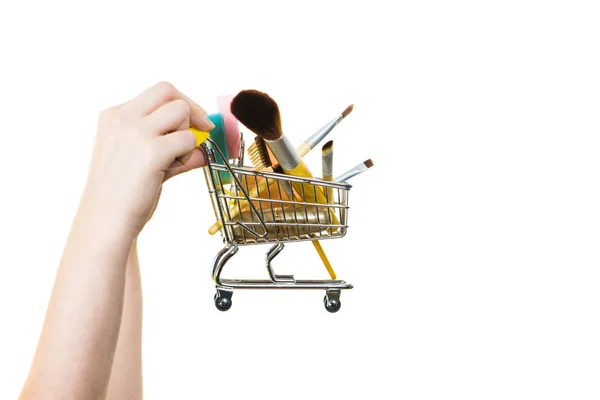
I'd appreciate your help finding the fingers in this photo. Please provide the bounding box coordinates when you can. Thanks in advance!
[123,82,213,181]
[140,98,205,165]
[154,129,197,168]
[154,129,208,175]
[126,81,214,132]
[140,99,190,136]
[176,149,194,165]
[163,148,207,182]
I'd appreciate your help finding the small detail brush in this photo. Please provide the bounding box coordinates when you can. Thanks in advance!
[321,140,334,204]
[296,105,353,156]
[335,159,374,182]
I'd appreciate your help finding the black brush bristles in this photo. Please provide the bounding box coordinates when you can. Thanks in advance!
[230,89,282,141]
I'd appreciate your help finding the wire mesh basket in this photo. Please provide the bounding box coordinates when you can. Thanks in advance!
[201,136,353,312]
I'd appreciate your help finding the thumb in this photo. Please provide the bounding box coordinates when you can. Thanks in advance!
[163,148,207,181]
[156,129,197,169]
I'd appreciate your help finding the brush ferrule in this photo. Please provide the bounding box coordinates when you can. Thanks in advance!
[335,163,366,182]
[322,150,334,177]
[305,114,343,149]
[265,134,300,170]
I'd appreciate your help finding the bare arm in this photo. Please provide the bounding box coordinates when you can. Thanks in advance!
[19,82,213,399]
[19,202,135,398]
[106,240,144,400]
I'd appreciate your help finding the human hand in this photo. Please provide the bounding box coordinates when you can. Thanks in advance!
[80,81,214,236]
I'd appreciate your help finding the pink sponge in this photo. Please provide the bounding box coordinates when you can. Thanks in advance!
[217,94,241,159]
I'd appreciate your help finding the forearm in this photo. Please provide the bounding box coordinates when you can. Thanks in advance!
[107,239,144,400]
[21,200,135,399]
[20,81,212,399]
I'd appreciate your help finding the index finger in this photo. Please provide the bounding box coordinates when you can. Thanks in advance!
[125,81,214,132]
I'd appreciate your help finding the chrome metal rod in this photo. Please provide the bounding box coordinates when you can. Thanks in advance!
[211,245,238,284]
[218,279,353,290]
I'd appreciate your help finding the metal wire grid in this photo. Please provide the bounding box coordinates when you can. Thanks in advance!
[201,138,351,246]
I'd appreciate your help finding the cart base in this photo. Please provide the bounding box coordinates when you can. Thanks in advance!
[213,283,352,313]
[211,243,353,312]
[217,279,353,290]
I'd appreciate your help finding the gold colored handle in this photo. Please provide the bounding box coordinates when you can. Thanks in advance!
[208,141,316,235]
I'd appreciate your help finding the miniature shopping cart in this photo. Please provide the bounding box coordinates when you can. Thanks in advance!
[201,136,353,312]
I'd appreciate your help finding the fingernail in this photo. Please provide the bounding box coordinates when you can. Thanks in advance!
[203,115,215,131]
[196,104,208,115]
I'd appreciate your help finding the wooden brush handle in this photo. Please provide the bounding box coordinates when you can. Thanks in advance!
[296,141,312,158]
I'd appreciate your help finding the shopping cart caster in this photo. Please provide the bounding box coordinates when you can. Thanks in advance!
[214,289,233,312]
[323,290,342,313]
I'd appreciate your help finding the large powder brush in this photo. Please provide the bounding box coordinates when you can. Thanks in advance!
[230,90,336,218]
[228,89,339,279]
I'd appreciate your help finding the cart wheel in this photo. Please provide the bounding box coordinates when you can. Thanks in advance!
[323,295,341,313]
[214,292,233,312]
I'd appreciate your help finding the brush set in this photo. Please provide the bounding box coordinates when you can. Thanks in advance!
[196,89,373,312]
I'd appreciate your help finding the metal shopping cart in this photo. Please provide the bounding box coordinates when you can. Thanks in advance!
[201,135,353,312]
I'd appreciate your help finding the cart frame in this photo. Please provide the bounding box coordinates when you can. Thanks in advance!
[201,136,354,312]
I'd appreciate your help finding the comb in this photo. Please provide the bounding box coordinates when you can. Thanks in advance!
[247,137,293,197]
[248,137,272,171]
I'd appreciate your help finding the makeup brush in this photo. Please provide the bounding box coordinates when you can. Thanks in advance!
[321,140,334,204]
[335,159,374,182]
[228,89,338,279]
[296,104,353,157]
[229,90,334,214]
[237,137,292,211]
[208,92,342,234]
[241,104,353,213]
[247,104,353,171]
[247,136,293,197]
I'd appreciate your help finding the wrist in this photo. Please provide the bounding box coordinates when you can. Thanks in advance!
[56,199,135,286]
[73,194,138,251]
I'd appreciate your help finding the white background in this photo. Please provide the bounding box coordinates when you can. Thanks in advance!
[0,0,599,399]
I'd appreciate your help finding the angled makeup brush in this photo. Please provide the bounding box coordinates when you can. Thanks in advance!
[321,140,334,204]
[335,159,374,182]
